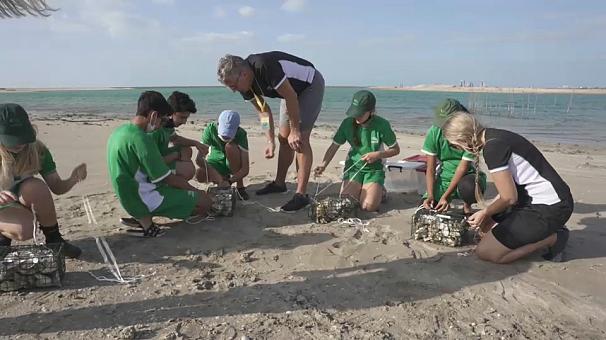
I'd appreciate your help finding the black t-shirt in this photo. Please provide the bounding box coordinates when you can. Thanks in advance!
[483,128,572,206]
[240,51,316,101]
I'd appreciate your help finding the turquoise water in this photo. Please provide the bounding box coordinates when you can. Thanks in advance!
[1,87,605,145]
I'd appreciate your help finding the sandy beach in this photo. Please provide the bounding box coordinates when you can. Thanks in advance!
[372,84,606,95]
[0,117,605,339]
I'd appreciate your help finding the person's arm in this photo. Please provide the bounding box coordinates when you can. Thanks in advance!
[314,143,341,176]
[424,155,437,209]
[170,134,208,156]
[250,98,276,159]
[469,170,517,231]
[162,173,200,192]
[275,79,302,151]
[435,160,471,212]
[43,164,87,195]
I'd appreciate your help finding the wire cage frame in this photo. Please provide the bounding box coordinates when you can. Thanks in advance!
[208,186,236,217]
[410,208,470,247]
[0,243,65,292]
[310,195,359,224]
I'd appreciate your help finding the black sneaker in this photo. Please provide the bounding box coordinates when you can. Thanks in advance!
[543,227,569,262]
[256,181,287,195]
[281,193,310,212]
[0,234,12,247]
[120,217,142,228]
[47,239,82,259]
[237,187,249,201]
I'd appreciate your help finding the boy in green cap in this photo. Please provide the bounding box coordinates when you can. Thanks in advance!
[314,90,400,212]
[107,91,212,237]
[195,110,250,200]
[148,91,208,180]
[421,98,486,214]
[0,103,85,258]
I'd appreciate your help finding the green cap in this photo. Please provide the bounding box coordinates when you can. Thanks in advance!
[433,98,469,127]
[0,104,36,147]
[346,90,376,118]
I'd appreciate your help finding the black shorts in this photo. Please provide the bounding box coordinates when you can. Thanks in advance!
[491,199,573,249]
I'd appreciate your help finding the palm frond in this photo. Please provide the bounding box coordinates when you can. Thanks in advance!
[0,0,57,18]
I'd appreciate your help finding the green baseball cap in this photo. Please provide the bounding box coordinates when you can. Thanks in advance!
[0,104,36,147]
[433,98,469,127]
[346,90,376,118]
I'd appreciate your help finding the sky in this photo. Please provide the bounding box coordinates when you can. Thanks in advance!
[1,0,605,88]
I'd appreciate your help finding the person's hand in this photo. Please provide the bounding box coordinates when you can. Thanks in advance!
[0,190,17,205]
[434,195,450,212]
[314,163,327,177]
[288,128,302,152]
[264,140,275,159]
[468,209,490,231]
[361,151,381,164]
[70,163,87,182]
[422,196,435,210]
[196,143,209,157]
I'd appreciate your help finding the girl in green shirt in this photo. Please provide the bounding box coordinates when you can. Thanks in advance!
[0,104,86,258]
[315,90,400,212]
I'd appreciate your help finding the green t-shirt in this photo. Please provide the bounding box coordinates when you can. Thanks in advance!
[148,126,175,156]
[107,123,171,219]
[421,125,476,180]
[10,145,56,189]
[332,115,398,172]
[201,122,248,162]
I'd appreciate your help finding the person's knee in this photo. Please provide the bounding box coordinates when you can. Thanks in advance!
[18,177,52,202]
[180,162,195,181]
[475,245,506,264]
[458,177,477,205]
[8,224,34,241]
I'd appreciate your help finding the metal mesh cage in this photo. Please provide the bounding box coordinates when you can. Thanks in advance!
[208,187,236,217]
[0,244,65,292]
[410,208,469,247]
[310,195,359,224]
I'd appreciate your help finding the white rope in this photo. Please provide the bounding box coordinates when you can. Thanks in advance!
[82,195,141,284]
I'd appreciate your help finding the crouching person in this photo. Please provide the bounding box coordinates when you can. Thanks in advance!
[314,90,400,212]
[107,91,212,237]
[0,104,85,258]
[195,110,250,200]
[149,91,208,181]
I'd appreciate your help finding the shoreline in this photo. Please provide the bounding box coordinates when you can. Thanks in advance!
[372,85,606,95]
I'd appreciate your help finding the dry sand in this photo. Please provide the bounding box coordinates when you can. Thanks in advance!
[372,84,606,95]
[1,117,605,339]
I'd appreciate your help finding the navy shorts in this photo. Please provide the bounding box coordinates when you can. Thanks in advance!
[491,199,573,249]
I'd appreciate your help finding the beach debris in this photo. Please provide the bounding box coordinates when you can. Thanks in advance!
[196,280,215,290]
[208,186,237,217]
[411,208,469,247]
[0,244,65,292]
[310,195,358,224]
[118,326,137,340]
[240,251,254,263]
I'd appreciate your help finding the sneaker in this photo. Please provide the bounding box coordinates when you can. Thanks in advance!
[126,223,165,238]
[0,234,12,247]
[281,193,310,212]
[237,187,249,201]
[47,239,82,259]
[120,217,142,228]
[543,227,569,262]
[256,181,287,196]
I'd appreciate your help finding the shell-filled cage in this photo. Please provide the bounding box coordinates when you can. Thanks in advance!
[410,208,470,247]
[208,186,236,217]
[310,195,359,224]
[0,244,65,292]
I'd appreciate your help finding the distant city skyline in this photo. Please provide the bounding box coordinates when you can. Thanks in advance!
[1,0,605,88]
